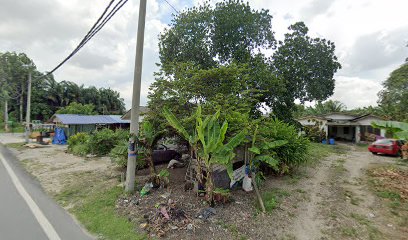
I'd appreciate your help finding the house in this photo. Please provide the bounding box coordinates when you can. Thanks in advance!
[121,106,149,122]
[50,114,130,137]
[297,113,386,143]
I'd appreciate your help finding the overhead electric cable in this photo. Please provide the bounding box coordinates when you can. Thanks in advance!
[163,0,179,14]
[40,0,128,79]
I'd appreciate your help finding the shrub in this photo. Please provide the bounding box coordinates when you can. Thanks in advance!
[258,118,309,173]
[68,128,129,157]
[68,132,90,151]
[88,128,118,156]
[71,144,90,156]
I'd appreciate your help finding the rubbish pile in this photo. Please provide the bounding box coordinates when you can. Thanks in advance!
[142,199,192,237]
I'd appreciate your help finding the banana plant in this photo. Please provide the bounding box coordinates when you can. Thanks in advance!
[196,110,246,205]
[247,124,288,213]
[164,106,245,205]
[138,121,165,175]
[163,106,203,181]
[371,120,408,140]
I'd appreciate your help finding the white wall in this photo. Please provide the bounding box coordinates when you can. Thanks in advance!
[355,116,383,126]
[298,118,327,129]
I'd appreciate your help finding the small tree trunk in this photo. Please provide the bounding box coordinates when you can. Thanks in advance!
[148,150,156,175]
[206,170,215,206]
[4,100,9,132]
[251,172,266,213]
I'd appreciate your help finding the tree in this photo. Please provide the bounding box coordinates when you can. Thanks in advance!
[272,22,342,120]
[151,1,340,123]
[159,0,275,72]
[377,62,408,122]
[56,102,97,115]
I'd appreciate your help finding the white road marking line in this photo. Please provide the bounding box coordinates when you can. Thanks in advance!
[0,153,61,240]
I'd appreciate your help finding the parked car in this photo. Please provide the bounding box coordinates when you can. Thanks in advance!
[368,139,406,157]
[152,144,181,163]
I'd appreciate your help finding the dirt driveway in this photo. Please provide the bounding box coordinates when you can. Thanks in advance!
[286,144,407,240]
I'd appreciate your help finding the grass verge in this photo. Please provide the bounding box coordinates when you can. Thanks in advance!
[71,186,145,240]
[5,142,26,150]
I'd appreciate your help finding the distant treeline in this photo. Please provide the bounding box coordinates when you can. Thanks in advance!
[0,52,126,122]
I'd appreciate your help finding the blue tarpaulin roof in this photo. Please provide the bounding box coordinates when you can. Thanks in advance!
[53,114,130,125]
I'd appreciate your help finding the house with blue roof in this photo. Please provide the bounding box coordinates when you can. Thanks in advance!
[50,114,130,137]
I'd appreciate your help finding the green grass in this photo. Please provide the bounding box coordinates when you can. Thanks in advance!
[256,188,290,212]
[307,143,349,165]
[5,142,26,150]
[376,191,401,200]
[0,122,25,133]
[341,227,357,237]
[71,186,145,240]
[307,143,333,162]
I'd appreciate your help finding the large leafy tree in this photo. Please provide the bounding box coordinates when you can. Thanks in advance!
[150,0,340,123]
[378,62,408,122]
[159,0,275,71]
[272,22,341,120]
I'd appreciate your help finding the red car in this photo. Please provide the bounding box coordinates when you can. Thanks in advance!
[368,139,405,157]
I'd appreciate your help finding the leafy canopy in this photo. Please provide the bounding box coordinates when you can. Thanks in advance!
[377,62,408,122]
[150,0,341,123]
[56,102,97,115]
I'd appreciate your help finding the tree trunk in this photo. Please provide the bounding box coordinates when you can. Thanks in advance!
[4,100,9,132]
[206,170,215,206]
[148,150,156,175]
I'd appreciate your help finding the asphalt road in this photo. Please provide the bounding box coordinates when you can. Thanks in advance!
[0,144,93,240]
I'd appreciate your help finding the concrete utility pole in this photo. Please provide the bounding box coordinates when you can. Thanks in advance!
[25,69,32,143]
[125,0,147,192]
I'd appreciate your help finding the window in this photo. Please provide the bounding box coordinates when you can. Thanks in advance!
[343,127,349,134]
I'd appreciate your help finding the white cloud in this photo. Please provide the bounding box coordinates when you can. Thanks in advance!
[330,76,383,109]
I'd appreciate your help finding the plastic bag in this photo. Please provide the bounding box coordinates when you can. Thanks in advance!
[140,182,153,196]
[242,175,253,192]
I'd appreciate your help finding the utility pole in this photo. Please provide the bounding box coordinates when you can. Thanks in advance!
[125,0,147,192]
[4,99,8,132]
[25,69,32,143]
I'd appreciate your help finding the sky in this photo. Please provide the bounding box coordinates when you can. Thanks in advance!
[1,0,407,110]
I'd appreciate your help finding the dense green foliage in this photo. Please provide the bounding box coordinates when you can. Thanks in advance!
[68,129,129,156]
[56,102,97,115]
[149,0,341,124]
[371,120,408,140]
[272,22,341,120]
[378,63,408,122]
[0,51,126,128]
[257,118,310,173]
[88,129,128,156]
[67,132,91,156]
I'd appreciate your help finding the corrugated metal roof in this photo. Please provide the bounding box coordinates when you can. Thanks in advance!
[53,114,130,125]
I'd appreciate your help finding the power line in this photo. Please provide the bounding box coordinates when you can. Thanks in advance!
[163,0,179,14]
[41,0,128,79]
